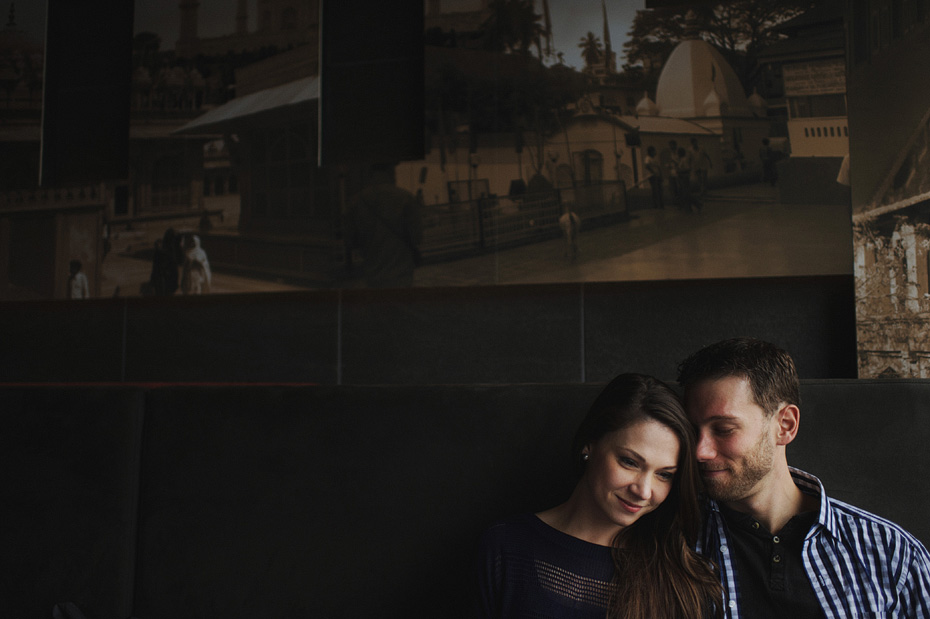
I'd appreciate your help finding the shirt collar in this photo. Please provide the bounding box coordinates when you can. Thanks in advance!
[704,467,837,540]
[787,467,836,540]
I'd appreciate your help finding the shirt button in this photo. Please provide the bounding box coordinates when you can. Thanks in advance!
[720,545,728,553]
[773,554,782,563]
[773,536,780,544]
[752,522,760,529]
[728,600,737,609]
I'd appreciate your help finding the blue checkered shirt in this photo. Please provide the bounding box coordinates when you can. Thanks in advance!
[697,468,930,618]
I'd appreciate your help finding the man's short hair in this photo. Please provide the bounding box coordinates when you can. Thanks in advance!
[677,338,800,416]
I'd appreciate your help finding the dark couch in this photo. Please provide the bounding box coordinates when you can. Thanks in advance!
[3,379,928,619]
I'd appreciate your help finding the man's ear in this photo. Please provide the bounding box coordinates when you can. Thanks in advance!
[773,404,801,446]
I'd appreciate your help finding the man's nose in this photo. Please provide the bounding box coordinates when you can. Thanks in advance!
[696,431,716,461]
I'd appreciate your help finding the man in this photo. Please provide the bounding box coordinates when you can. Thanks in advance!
[677,338,930,618]
[759,138,778,186]
[644,145,664,209]
[690,137,712,197]
[659,140,680,204]
[558,205,581,262]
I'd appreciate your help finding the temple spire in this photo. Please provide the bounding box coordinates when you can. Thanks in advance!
[541,0,553,58]
[236,0,248,35]
[602,0,611,60]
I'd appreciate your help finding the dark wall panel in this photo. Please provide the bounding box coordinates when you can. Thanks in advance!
[794,379,930,546]
[0,300,125,382]
[123,291,340,383]
[584,276,858,383]
[0,387,143,619]
[133,384,602,619]
[1,275,857,384]
[340,284,583,384]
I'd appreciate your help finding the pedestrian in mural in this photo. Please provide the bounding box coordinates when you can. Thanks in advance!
[68,259,90,299]
[690,138,712,197]
[644,146,665,209]
[760,138,778,186]
[660,140,680,205]
[676,147,702,213]
[345,164,423,288]
[559,205,582,262]
[149,240,179,296]
[181,234,212,295]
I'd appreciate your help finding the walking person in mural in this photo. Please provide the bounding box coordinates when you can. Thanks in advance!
[68,260,90,299]
[181,234,212,295]
[676,147,702,213]
[759,138,778,186]
[559,205,582,262]
[149,238,179,296]
[660,140,680,206]
[690,138,712,197]
[644,146,665,209]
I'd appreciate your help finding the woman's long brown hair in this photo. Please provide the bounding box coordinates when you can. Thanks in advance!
[572,374,722,619]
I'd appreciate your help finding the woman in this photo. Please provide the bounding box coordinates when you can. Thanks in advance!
[477,373,721,619]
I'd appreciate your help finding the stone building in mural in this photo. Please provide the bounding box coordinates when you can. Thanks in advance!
[852,116,930,378]
[846,0,930,378]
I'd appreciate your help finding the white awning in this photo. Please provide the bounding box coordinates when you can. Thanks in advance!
[174,75,319,135]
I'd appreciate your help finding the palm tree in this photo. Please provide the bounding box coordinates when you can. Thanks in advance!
[578,31,603,68]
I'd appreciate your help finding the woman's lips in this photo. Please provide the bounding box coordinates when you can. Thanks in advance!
[618,497,644,513]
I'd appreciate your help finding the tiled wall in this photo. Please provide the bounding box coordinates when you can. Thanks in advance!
[0,275,857,384]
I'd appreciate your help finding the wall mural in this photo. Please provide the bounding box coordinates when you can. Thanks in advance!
[2,1,856,310]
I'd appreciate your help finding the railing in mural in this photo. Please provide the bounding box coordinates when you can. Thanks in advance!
[0,184,107,211]
[150,186,192,210]
[420,181,627,261]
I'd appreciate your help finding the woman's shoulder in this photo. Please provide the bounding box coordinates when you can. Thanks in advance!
[481,513,612,562]
[481,513,538,543]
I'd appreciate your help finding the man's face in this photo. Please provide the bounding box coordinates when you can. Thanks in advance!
[685,376,777,503]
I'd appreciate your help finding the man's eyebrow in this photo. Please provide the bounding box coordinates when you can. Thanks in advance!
[700,414,740,422]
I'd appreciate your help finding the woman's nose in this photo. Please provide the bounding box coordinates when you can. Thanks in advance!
[629,474,652,500]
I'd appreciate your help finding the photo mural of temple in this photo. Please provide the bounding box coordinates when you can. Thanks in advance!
[3,0,855,302]
[402,0,847,279]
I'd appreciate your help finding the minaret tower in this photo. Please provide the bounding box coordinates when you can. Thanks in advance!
[541,0,553,59]
[236,0,249,35]
[601,0,616,74]
[176,0,200,57]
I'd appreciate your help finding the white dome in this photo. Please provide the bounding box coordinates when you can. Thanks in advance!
[655,39,752,118]
[702,87,722,116]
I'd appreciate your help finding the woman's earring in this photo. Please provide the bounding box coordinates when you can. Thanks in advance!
[581,453,590,462]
